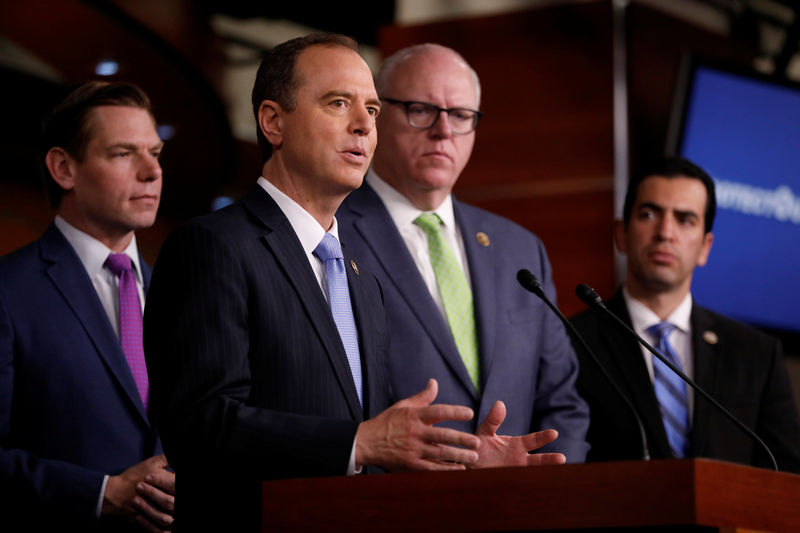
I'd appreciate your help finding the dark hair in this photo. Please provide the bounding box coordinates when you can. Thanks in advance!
[42,80,154,208]
[623,156,716,233]
[251,33,359,162]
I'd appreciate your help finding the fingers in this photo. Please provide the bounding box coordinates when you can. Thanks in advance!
[144,469,176,495]
[417,403,474,426]
[394,378,438,409]
[526,452,567,466]
[135,512,171,533]
[476,400,506,437]
[520,428,559,452]
[136,480,175,513]
[133,489,175,531]
[424,425,480,453]
[426,442,479,465]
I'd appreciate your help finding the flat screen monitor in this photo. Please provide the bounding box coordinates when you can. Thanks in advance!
[667,59,800,336]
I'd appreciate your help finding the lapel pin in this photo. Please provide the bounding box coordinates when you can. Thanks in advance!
[350,259,359,275]
[476,232,490,247]
[702,330,718,345]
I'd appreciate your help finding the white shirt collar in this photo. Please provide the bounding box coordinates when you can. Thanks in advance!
[257,177,339,251]
[54,215,143,283]
[366,169,456,231]
[623,287,693,335]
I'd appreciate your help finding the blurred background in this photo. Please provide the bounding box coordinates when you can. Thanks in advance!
[2,0,799,400]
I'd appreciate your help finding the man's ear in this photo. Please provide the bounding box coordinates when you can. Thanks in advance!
[696,232,714,267]
[258,100,284,147]
[44,147,76,192]
[613,219,628,254]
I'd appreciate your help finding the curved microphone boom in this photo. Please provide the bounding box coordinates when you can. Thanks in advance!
[516,269,651,460]
[575,283,779,471]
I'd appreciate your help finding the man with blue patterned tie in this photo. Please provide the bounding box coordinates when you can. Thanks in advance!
[144,34,489,531]
[570,157,800,472]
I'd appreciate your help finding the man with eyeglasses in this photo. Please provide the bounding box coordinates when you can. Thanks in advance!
[337,43,590,465]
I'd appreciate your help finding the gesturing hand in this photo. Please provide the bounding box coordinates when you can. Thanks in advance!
[356,378,481,471]
[472,401,566,468]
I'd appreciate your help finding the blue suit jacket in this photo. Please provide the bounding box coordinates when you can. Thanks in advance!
[144,186,391,529]
[0,224,160,528]
[337,183,589,461]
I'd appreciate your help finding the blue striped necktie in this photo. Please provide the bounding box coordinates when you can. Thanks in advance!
[648,321,690,457]
[314,233,363,406]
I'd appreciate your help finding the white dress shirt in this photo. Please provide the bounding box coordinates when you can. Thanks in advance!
[623,288,695,418]
[54,216,145,335]
[53,215,145,518]
[365,169,471,321]
[257,177,359,473]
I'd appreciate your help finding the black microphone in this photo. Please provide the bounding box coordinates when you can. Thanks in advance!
[517,269,651,460]
[575,283,779,471]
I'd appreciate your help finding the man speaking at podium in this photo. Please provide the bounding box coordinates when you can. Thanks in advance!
[143,34,506,531]
[571,156,800,472]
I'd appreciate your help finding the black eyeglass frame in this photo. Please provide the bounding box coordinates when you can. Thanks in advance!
[381,98,483,134]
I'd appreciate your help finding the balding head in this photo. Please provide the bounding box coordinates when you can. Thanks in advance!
[376,43,481,107]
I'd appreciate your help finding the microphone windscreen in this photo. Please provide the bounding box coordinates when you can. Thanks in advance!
[576,284,604,308]
[517,269,544,296]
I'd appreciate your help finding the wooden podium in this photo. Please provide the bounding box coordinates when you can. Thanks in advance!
[261,459,800,532]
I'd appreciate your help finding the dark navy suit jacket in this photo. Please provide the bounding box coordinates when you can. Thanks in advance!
[571,290,800,473]
[337,183,589,462]
[0,224,159,529]
[144,186,391,530]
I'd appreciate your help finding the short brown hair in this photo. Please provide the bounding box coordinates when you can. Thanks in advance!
[251,33,358,163]
[42,80,154,208]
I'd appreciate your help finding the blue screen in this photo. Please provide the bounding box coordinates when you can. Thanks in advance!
[679,65,800,333]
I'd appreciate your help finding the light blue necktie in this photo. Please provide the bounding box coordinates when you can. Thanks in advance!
[314,233,363,406]
[648,322,690,457]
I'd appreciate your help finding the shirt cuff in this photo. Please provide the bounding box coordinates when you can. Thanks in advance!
[96,474,109,518]
[347,435,362,475]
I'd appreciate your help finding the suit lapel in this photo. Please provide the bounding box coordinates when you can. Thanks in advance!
[39,224,150,426]
[453,200,497,387]
[345,185,478,399]
[242,187,363,419]
[342,247,378,416]
[690,304,720,456]
[603,292,673,457]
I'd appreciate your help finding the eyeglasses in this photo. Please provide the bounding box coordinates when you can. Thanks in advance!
[381,98,482,134]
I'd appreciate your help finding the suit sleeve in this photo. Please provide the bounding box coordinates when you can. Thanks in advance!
[528,238,591,462]
[755,340,800,473]
[143,223,358,480]
[0,289,104,525]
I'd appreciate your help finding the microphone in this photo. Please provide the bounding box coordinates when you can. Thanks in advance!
[517,269,651,460]
[575,283,779,471]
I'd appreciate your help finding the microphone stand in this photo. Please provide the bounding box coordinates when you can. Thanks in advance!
[575,283,778,472]
[517,269,650,460]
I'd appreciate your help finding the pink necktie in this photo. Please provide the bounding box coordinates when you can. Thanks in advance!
[105,253,149,411]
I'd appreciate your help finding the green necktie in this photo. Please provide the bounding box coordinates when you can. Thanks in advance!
[414,213,480,390]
